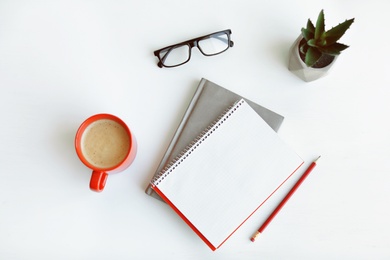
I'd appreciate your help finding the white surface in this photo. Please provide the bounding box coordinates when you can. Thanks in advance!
[0,1,389,259]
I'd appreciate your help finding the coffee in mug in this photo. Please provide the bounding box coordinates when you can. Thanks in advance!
[82,119,130,169]
[75,114,137,192]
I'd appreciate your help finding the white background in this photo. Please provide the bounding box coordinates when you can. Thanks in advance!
[1,1,389,259]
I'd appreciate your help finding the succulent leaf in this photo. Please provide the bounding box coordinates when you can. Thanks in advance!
[301,28,314,41]
[325,18,355,45]
[307,39,317,47]
[305,47,322,67]
[302,19,315,41]
[318,43,349,56]
[314,10,325,40]
[307,19,315,33]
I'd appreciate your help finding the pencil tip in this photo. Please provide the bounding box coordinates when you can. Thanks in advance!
[315,156,321,162]
[250,231,260,242]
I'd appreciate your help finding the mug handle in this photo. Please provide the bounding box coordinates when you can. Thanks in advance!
[90,171,108,192]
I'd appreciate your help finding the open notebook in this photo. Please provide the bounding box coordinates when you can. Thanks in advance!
[145,78,285,201]
[151,99,303,251]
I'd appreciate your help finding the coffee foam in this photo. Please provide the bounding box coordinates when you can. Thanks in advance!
[81,119,130,169]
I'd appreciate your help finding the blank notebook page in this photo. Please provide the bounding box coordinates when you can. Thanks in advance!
[152,99,303,249]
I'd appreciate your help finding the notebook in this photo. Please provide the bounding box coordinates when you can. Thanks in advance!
[150,99,303,251]
[145,78,285,201]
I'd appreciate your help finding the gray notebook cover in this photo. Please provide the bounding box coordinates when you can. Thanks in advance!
[145,78,285,201]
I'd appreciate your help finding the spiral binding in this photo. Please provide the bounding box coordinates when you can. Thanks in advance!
[151,99,245,186]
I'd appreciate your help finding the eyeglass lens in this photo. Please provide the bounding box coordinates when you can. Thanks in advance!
[158,31,231,67]
[159,45,191,67]
[198,32,229,55]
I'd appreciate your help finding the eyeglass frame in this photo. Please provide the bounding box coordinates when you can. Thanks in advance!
[153,29,234,68]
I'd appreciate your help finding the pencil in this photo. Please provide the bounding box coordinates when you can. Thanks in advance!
[250,156,321,242]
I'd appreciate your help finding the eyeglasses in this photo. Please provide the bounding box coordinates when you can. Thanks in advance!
[154,29,234,68]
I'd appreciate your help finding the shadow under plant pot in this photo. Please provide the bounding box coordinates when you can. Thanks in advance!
[288,35,337,82]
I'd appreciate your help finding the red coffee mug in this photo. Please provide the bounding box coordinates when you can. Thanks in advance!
[75,114,137,192]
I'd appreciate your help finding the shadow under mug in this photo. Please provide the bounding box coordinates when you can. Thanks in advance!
[75,114,137,192]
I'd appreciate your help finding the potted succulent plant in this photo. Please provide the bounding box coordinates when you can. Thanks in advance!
[288,10,354,82]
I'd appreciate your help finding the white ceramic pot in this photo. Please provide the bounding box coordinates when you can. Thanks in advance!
[288,35,338,82]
